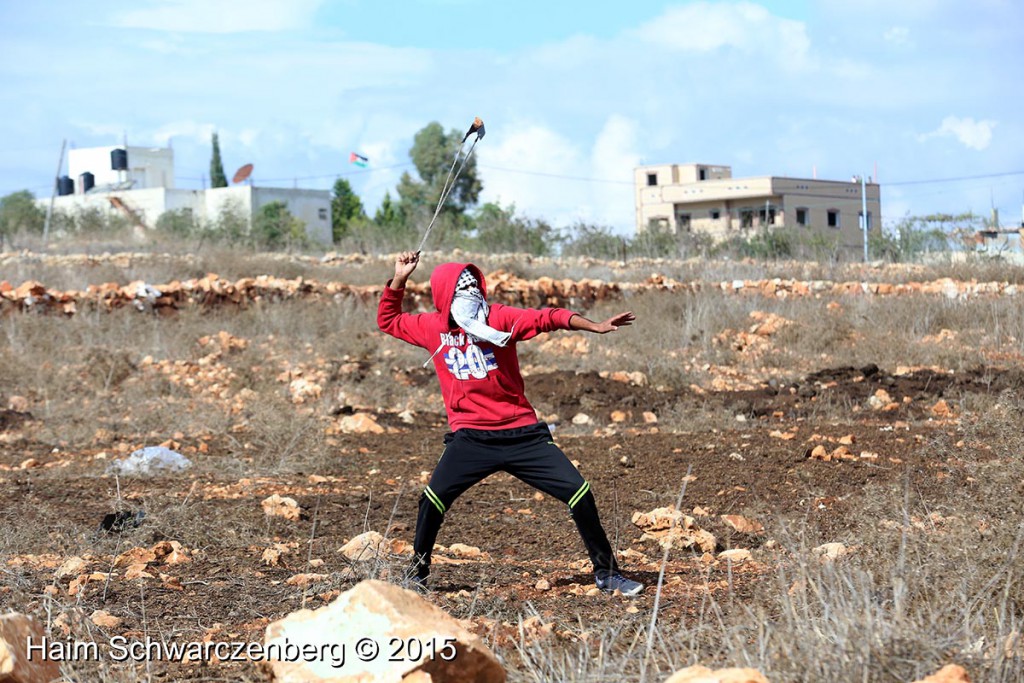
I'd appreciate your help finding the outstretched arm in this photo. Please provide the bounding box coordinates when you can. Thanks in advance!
[568,311,636,334]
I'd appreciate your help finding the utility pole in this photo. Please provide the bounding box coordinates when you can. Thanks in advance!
[861,174,868,263]
[42,138,67,247]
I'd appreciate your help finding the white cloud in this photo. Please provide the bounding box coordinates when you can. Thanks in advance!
[72,121,131,142]
[590,115,641,228]
[919,116,998,150]
[237,128,260,148]
[113,0,323,33]
[630,1,811,66]
[478,124,585,226]
[151,120,217,146]
[883,26,912,47]
[475,115,641,231]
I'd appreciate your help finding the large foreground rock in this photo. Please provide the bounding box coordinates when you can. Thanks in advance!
[912,664,970,683]
[664,665,769,683]
[264,579,505,683]
[0,613,62,683]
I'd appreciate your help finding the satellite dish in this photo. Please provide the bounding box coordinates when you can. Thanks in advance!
[232,163,254,184]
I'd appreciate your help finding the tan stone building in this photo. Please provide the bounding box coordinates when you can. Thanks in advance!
[635,163,880,249]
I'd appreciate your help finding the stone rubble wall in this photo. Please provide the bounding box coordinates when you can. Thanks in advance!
[1,270,1019,317]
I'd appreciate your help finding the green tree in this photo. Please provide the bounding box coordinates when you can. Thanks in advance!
[210,132,228,188]
[252,201,305,250]
[406,122,481,210]
[330,178,366,242]
[0,190,45,248]
[395,122,482,244]
[374,191,401,227]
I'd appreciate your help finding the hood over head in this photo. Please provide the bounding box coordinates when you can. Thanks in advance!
[430,262,487,324]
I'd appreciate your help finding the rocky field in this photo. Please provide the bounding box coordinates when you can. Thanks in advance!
[1,250,1023,682]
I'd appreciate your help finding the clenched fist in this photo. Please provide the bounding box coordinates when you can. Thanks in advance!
[391,251,420,289]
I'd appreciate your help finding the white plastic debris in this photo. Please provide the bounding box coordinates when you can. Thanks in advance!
[133,282,162,311]
[107,446,191,476]
[135,282,161,300]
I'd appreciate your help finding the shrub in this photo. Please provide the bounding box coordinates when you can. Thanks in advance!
[471,202,557,256]
[155,208,199,238]
[0,190,45,248]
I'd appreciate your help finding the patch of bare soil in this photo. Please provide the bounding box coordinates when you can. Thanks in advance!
[1,363,999,680]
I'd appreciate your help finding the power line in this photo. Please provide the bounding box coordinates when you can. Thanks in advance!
[175,162,416,184]
[474,165,1024,189]
[476,164,633,186]
[885,169,1024,186]
[175,162,635,187]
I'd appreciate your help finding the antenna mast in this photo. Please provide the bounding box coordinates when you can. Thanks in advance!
[42,138,67,246]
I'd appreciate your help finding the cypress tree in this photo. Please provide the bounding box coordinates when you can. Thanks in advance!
[210,132,228,188]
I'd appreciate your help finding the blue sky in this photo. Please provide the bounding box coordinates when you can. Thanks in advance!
[0,0,1020,232]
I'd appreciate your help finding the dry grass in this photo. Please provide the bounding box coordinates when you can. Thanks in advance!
[3,249,1024,682]
[505,417,1024,682]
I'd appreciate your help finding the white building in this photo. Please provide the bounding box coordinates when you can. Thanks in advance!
[68,145,176,192]
[635,162,880,252]
[44,145,332,244]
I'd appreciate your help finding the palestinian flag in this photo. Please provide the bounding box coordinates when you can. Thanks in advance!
[349,152,368,168]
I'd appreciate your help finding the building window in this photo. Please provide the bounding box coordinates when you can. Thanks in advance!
[648,217,669,231]
[740,208,755,228]
[759,206,777,226]
[699,168,707,181]
[796,207,808,226]
[318,208,328,220]
[859,211,872,230]
[827,210,840,228]
[646,173,658,187]
[710,209,721,220]
[676,213,691,231]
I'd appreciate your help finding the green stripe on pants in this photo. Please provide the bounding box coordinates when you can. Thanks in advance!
[424,486,446,514]
[568,481,591,509]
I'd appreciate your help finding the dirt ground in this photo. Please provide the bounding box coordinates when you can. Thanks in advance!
[1,359,1005,681]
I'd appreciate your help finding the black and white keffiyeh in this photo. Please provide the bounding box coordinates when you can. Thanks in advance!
[456,269,478,292]
[450,269,512,347]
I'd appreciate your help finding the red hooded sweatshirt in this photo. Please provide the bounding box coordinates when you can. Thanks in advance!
[378,262,578,431]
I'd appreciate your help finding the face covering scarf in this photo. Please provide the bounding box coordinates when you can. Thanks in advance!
[450,269,512,347]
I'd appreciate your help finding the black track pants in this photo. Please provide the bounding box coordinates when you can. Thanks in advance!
[412,422,620,581]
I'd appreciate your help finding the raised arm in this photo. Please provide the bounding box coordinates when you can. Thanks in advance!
[389,250,419,291]
[377,251,431,348]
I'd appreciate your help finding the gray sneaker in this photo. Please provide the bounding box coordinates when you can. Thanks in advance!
[406,573,430,594]
[595,573,644,596]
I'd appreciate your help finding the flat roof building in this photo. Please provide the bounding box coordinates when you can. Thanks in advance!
[635,163,880,252]
[44,145,332,244]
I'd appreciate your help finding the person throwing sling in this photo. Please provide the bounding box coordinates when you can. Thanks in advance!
[378,251,644,596]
